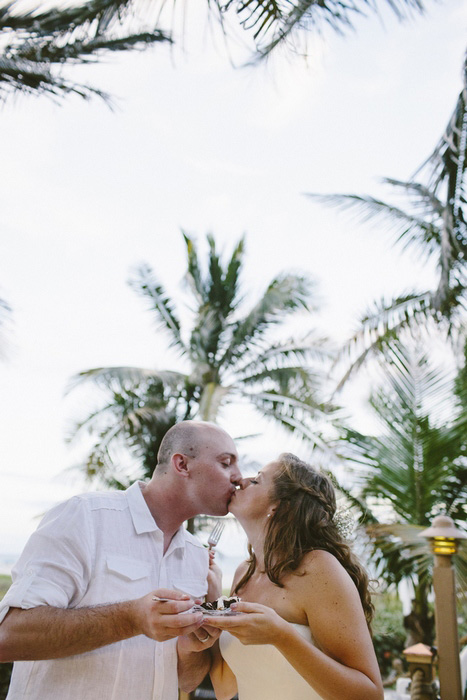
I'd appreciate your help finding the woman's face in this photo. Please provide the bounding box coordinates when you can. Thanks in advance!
[229,460,280,522]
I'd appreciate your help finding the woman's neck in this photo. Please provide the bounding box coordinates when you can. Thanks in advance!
[240,519,267,570]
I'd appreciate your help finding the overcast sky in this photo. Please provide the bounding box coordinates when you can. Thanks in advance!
[0,0,466,564]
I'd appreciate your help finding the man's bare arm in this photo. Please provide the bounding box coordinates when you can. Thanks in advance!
[0,590,204,662]
[177,627,220,693]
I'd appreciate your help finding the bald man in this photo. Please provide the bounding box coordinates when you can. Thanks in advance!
[0,421,241,700]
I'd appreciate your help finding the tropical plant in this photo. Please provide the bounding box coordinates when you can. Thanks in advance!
[219,0,426,60]
[68,232,333,488]
[340,340,467,644]
[306,50,467,386]
[371,591,406,678]
[0,0,172,103]
[1,0,430,101]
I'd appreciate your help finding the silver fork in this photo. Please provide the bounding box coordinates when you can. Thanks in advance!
[207,520,225,550]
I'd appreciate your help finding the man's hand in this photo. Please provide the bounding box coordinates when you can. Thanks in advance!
[178,624,221,653]
[133,589,205,642]
[207,550,223,602]
[177,624,220,693]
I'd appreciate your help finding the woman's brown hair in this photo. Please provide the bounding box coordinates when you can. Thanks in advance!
[234,452,374,627]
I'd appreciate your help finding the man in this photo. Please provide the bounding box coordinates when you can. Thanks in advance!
[0,420,241,699]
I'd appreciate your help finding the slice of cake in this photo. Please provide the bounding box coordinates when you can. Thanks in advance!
[196,595,240,615]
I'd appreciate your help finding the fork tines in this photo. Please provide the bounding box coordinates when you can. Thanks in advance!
[207,520,225,549]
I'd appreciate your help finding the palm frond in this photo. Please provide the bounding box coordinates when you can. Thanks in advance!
[235,334,332,379]
[1,0,134,34]
[0,55,111,101]
[247,394,331,449]
[224,236,245,308]
[219,0,425,60]
[334,293,434,390]
[306,190,442,263]
[128,264,186,353]
[418,52,467,193]
[329,477,379,526]
[219,273,314,369]
[182,232,205,304]
[365,522,434,584]
[0,0,173,101]
[66,365,187,394]
[343,341,466,525]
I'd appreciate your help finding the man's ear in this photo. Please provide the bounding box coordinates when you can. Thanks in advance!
[172,453,190,476]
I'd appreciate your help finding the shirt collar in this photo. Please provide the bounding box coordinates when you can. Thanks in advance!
[126,481,187,554]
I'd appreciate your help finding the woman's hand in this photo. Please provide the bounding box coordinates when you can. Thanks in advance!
[204,601,289,645]
[207,549,223,601]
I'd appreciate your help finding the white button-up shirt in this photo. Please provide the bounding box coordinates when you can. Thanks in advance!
[0,481,209,700]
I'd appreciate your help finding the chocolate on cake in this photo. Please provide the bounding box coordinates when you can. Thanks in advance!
[195,595,240,615]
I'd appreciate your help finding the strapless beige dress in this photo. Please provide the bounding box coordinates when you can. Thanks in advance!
[219,623,325,699]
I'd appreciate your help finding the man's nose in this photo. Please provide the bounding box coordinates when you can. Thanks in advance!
[230,464,242,483]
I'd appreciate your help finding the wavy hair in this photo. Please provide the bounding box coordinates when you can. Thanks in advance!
[234,452,374,627]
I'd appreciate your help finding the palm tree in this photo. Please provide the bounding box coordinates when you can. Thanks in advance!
[68,232,333,488]
[340,340,467,643]
[0,0,172,103]
[218,0,426,60]
[306,49,467,386]
[1,0,430,101]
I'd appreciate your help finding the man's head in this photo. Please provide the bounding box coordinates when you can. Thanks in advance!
[156,421,241,516]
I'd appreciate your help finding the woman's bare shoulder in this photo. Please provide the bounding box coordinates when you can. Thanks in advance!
[293,549,356,592]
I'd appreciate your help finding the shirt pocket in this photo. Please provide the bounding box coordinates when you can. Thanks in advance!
[106,555,152,581]
[172,577,208,599]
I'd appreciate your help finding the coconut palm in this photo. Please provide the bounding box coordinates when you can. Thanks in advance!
[306,50,467,386]
[0,0,172,103]
[68,232,333,488]
[219,0,426,60]
[340,340,467,643]
[1,0,429,101]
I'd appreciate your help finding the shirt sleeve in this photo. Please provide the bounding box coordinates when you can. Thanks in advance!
[0,496,94,623]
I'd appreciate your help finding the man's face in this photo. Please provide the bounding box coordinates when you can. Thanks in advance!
[188,427,241,516]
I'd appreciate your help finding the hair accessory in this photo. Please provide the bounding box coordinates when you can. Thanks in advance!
[333,505,355,540]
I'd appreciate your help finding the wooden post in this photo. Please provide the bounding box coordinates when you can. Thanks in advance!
[403,643,436,700]
[433,554,463,700]
[419,515,467,700]
[410,669,436,700]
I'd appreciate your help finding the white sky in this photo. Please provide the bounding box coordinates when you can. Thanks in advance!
[0,0,466,565]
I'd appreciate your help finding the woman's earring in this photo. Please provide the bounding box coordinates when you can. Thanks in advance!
[267,513,271,518]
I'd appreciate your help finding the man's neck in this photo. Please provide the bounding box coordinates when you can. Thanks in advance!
[141,478,190,553]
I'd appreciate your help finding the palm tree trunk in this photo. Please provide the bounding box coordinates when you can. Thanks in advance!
[414,577,435,645]
[198,382,227,422]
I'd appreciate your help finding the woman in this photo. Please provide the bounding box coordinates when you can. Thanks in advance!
[206,453,384,700]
